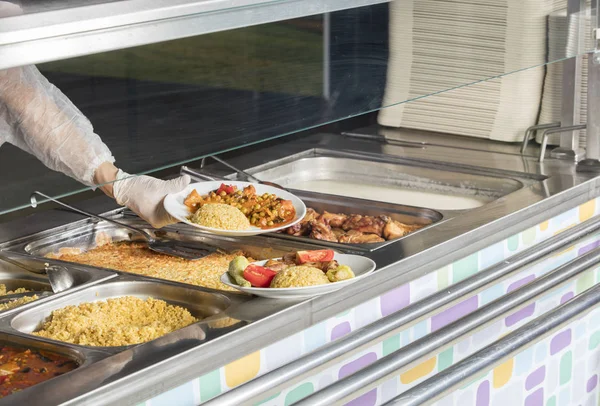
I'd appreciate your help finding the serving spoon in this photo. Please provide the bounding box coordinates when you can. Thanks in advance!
[0,252,73,293]
[30,191,217,261]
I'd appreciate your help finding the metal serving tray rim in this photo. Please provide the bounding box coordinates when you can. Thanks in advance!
[268,188,446,252]
[7,276,236,354]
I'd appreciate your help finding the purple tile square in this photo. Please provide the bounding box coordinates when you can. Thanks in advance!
[525,388,544,406]
[526,366,546,390]
[550,329,572,355]
[344,389,377,406]
[331,322,352,341]
[508,275,536,292]
[380,284,410,317]
[560,292,574,304]
[506,303,536,327]
[579,240,600,255]
[339,353,378,380]
[476,380,490,406]
[431,296,478,331]
[587,375,598,393]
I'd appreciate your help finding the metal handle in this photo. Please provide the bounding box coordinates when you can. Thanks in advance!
[538,124,586,162]
[180,166,224,181]
[520,123,560,154]
[294,245,600,406]
[0,252,43,274]
[205,216,600,406]
[30,191,155,242]
[209,155,260,183]
[386,283,600,405]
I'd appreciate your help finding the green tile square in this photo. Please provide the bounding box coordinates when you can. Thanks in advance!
[452,254,479,284]
[559,351,572,385]
[383,334,401,357]
[438,348,453,372]
[199,370,221,402]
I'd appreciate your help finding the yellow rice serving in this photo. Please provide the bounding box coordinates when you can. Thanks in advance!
[0,285,30,296]
[47,241,253,292]
[190,203,251,230]
[33,296,197,347]
[270,266,330,288]
[0,295,38,312]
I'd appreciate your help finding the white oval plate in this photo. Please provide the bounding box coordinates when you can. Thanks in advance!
[220,253,376,299]
[164,181,306,236]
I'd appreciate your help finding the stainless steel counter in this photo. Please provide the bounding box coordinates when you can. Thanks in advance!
[0,128,598,405]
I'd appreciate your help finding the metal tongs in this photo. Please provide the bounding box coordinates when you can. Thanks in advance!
[184,155,287,191]
[30,191,217,261]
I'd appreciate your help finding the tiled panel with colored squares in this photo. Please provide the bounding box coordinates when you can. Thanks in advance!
[139,198,600,406]
[431,307,600,406]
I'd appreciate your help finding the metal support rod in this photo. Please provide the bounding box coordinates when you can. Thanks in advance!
[293,247,600,406]
[578,0,600,171]
[520,122,560,154]
[553,0,586,158]
[205,217,600,406]
[539,124,586,162]
[386,283,600,406]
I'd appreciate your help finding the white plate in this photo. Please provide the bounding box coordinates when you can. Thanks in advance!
[220,253,377,299]
[164,181,306,236]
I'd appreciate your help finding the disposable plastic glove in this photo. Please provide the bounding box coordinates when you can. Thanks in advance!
[99,165,191,229]
[0,64,115,186]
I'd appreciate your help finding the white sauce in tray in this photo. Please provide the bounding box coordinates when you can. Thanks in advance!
[288,180,493,210]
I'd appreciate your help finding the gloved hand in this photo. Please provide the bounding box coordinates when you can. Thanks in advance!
[94,162,190,229]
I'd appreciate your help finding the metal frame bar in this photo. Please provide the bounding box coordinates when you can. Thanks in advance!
[294,246,600,406]
[207,216,600,405]
[0,0,389,70]
[578,0,600,171]
[386,283,600,405]
[551,0,587,159]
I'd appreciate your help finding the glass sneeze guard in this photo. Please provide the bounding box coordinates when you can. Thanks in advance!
[0,0,595,216]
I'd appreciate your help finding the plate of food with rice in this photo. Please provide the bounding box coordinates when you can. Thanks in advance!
[164,181,306,236]
[220,249,376,299]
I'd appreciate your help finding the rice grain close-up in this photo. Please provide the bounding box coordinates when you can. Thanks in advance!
[33,296,198,347]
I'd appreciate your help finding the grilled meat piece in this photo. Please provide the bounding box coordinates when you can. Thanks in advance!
[309,220,338,242]
[383,220,421,240]
[342,215,389,237]
[282,252,297,264]
[264,259,289,272]
[286,208,318,236]
[338,230,385,244]
[320,211,348,228]
[303,260,340,272]
[331,228,346,239]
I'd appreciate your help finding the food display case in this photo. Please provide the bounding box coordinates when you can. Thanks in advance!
[1,0,600,405]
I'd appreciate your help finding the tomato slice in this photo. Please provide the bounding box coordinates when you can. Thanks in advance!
[295,249,335,264]
[243,265,277,288]
[216,183,237,195]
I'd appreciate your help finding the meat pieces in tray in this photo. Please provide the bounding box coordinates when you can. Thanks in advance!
[281,208,423,244]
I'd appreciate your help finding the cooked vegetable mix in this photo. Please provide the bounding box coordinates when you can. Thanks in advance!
[227,250,356,289]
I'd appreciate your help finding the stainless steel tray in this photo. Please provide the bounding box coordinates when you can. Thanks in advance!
[265,189,443,251]
[10,277,232,352]
[0,253,116,316]
[0,262,246,405]
[245,149,525,202]
[4,217,332,289]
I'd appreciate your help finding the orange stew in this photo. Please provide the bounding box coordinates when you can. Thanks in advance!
[0,345,78,398]
[184,184,296,229]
